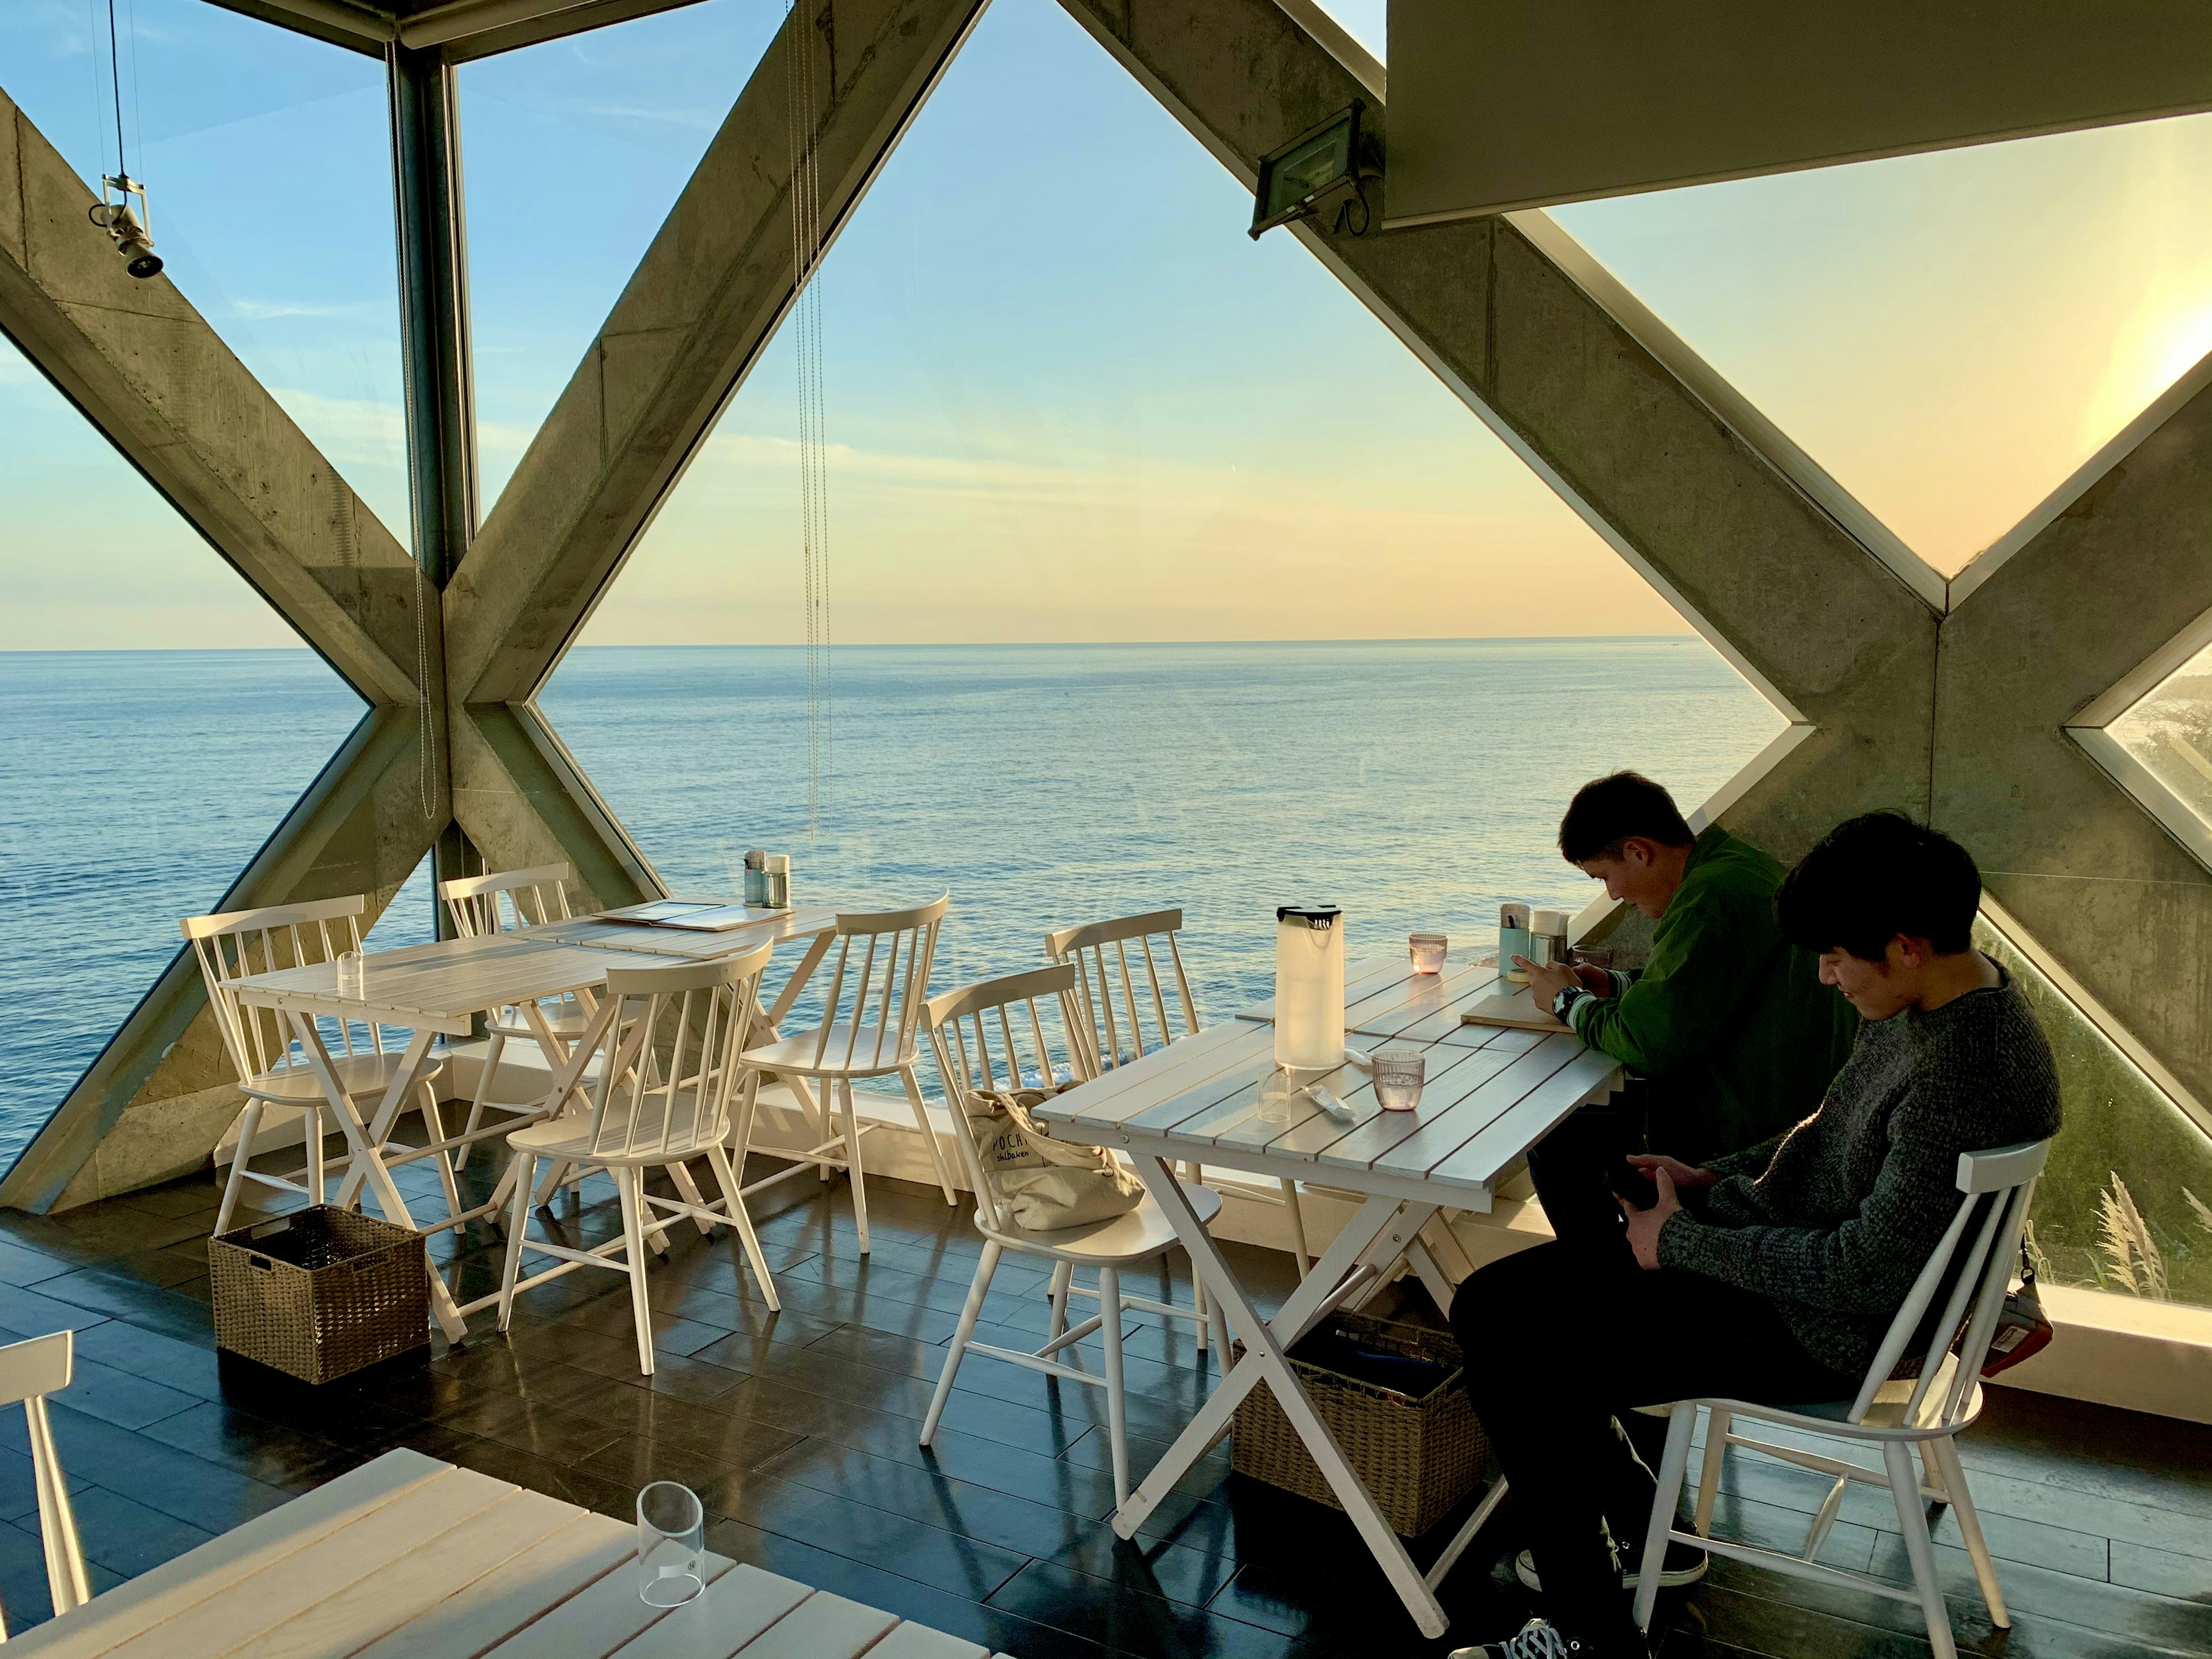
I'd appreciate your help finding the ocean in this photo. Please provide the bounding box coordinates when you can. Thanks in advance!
[0,639,1781,1172]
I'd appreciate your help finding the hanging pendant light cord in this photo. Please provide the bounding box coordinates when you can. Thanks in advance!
[104,0,128,177]
[786,0,831,835]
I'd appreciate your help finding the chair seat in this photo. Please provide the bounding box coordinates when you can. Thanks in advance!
[741,1025,918,1079]
[981,1181,1222,1264]
[487,995,590,1041]
[506,1107,717,1167]
[244,1050,445,1105]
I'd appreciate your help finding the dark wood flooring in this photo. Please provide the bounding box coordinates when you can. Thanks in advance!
[0,1146,2206,1657]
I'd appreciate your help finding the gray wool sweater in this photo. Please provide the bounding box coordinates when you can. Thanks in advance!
[1657,961,2062,1376]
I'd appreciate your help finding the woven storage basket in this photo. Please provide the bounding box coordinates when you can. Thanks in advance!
[1231,1311,1491,1537]
[210,1206,428,1384]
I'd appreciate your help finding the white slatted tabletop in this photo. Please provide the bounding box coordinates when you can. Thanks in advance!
[532,902,842,965]
[1029,955,1622,1642]
[8,1450,1011,1659]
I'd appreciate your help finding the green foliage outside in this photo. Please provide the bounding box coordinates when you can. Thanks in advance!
[1979,920,2212,1308]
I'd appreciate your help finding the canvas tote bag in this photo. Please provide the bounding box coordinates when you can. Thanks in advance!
[968,1085,1143,1231]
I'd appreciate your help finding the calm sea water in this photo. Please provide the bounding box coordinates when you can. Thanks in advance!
[0,639,1780,1172]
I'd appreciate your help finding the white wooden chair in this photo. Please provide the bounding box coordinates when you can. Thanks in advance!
[1047,909,1311,1277]
[0,1330,88,1635]
[737,897,957,1249]
[438,862,591,1172]
[185,895,453,1237]
[919,965,1228,1508]
[1632,1138,2054,1659]
[495,944,780,1376]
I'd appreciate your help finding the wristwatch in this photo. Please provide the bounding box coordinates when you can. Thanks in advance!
[1551,985,1589,1022]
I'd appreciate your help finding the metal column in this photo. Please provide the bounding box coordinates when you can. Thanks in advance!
[388,41,479,934]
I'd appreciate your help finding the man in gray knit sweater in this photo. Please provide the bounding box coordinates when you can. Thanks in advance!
[1449,814,2062,1659]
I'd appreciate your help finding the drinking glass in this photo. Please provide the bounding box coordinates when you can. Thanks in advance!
[1372,1050,1425,1112]
[334,952,363,999]
[637,1482,706,1607]
[1255,1067,1300,1125]
[1407,933,1448,975]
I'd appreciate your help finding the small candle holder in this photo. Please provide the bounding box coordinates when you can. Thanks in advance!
[1408,933,1447,975]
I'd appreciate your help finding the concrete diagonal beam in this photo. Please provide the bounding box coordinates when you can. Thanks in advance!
[1055,0,1939,865]
[0,86,456,1210]
[442,0,988,887]
[0,86,430,708]
[1934,366,2212,1113]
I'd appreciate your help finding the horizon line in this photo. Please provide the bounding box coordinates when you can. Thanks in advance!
[0,632,1707,655]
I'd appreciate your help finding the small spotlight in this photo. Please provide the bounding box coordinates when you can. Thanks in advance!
[89,175,162,280]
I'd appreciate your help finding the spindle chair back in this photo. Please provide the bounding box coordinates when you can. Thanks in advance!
[919,965,1228,1506]
[0,1330,88,1634]
[497,945,782,1374]
[440,862,575,938]
[184,896,451,1234]
[738,896,959,1226]
[1632,1139,2054,1659]
[1044,908,1199,1074]
[1047,908,1309,1276]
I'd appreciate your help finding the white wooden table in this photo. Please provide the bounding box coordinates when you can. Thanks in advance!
[8,1449,1011,1659]
[226,904,852,1339]
[1029,955,1623,1640]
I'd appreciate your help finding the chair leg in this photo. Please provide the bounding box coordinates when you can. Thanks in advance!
[1694,1407,1730,1537]
[418,1085,466,1222]
[1933,1435,2008,1627]
[1208,1293,1230,1360]
[1278,1177,1311,1278]
[1883,1438,1958,1659]
[455,1030,503,1174]
[1047,1260,1073,1349]
[668,1160,717,1238]
[305,1104,328,1209]
[839,1080,870,1255]
[1634,1404,1698,1633]
[1191,1257,1208,1351]
[922,1240,1001,1446]
[496,1153,536,1332]
[707,1143,780,1310]
[1099,1264,1130,1510]
[614,1167,657,1377]
[215,1103,264,1236]
[897,1064,959,1205]
[26,1396,88,1618]
[534,1159,568,1207]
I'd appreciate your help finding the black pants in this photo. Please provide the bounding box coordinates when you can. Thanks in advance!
[1449,1243,1852,1641]
[1525,1091,1655,1273]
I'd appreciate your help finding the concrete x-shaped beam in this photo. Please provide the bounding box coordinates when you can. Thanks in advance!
[1056,0,2212,1112]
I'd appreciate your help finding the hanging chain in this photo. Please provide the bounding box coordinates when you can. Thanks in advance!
[787,0,831,835]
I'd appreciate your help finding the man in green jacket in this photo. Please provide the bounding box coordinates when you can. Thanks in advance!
[1516,772,1858,1259]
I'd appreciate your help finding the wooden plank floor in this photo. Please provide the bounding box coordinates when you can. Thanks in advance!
[0,1146,2206,1658]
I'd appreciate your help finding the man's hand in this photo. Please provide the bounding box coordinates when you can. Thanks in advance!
[1620,1166,1683,1270]
[1626,1153,1718,1192]
[1516,956,1589,1007]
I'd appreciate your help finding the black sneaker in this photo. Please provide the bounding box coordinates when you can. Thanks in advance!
[1513,1536,1707,1592]
[1449,1616,1649,1658]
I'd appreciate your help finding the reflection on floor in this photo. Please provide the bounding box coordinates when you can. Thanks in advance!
[0,1146,2206,1658]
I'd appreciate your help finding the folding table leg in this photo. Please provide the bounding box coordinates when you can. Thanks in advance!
[1136,1160,1450,1641]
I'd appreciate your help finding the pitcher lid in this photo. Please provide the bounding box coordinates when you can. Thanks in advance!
[1277,904,1341,927]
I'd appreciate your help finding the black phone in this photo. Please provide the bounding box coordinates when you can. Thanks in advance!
[1609,1160,1659,1211]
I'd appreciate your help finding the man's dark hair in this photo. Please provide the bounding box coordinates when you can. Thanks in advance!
[1777,812,1982,960]
[1558,772,1696,863]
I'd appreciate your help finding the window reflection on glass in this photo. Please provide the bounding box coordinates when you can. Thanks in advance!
[2107,638,2212,842]
[1979,919,2212,1312]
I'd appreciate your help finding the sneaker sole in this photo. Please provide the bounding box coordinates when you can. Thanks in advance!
[1513,1550,1709,1593]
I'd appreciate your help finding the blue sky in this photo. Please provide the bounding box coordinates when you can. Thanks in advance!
[2,0,2209,649]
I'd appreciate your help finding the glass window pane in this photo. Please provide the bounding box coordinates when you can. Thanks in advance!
[537,0,1789,1011]
[0,345,365,1170]
[1553,114,2212,577]
[461,0,785,510]
[2105,637,2212,850]
[1979,919,2212,1311]
[2,1,411,539]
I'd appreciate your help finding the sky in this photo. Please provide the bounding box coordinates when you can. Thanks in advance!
[2,0,2210,651]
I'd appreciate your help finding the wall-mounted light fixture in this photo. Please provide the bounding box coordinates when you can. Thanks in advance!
[1249,100,1378,240]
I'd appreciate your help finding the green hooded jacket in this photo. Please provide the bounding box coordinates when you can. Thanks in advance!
[1566,826,1860,1163]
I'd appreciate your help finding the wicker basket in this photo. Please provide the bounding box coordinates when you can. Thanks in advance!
[1231,1312,1492,1537]
[210,1207,428,1384]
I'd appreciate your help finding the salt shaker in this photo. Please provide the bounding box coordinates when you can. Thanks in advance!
[763,853,790,910]
[1532,908,1570,971]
